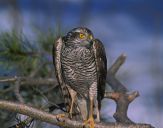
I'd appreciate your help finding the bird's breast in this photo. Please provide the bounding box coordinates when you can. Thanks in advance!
[61,47,97,83]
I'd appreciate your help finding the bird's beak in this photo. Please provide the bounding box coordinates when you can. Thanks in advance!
[81,35,94,48]
[88,35,94,44]
[89,35,93,40]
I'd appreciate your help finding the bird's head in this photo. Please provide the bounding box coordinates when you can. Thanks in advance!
[63,27,94,48]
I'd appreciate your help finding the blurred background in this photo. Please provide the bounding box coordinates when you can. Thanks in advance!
[0,0,162,128]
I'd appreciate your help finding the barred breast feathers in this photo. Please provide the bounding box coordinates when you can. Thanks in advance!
[61,45,98,97]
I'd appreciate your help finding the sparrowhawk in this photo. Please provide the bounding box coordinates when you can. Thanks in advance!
[53,27,107,128]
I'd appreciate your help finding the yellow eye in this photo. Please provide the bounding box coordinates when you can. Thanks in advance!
[79,33,85,39]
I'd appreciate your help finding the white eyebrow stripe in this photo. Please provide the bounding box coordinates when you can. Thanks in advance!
[74,29,82,33]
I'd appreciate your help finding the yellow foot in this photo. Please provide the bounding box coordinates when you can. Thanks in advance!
[56,113,66,119]
[84,117,95,128]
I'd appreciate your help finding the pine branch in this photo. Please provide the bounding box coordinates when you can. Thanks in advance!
[14,78,24,103]
[0,32,53,76]
[0,76,57,87]
[0,100,154,128]
[0,54,155,128]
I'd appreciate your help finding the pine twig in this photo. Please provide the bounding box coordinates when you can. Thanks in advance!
[14,78,24,103]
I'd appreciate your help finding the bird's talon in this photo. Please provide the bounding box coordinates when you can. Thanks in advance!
[84,117,95,128]
[56,114,66,119]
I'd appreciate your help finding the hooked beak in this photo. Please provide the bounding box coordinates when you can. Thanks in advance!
[88,34,94,44]
[89,35,93,40]
[80,35,94,48]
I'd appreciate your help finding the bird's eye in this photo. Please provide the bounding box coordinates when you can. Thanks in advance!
[79,33,85,39]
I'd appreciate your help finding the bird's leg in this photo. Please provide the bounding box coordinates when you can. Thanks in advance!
[56,88,76,119]
[84,96,95,128]
[95,99,101,122]
[89,96,94,119]
[84,82,97,128]
[77,98,88,120]
[68,88,77,118]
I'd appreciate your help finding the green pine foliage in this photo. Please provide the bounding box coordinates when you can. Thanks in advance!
[0,30,60,76]
[0,29,63,127]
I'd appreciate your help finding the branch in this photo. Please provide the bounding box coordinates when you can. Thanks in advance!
[0,100,154,128]
[108,54,126,75]
[0,76,58,87]
[105,91,139,123]
[14,78,24,103]
[107,54,128,93]
[0,100,82,128]
[105,54,139,123]
[9,103,66,128]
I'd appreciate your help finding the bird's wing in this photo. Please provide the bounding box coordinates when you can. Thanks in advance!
[92,39,107,100]
[52,37,70,111]
[52,37,81,120]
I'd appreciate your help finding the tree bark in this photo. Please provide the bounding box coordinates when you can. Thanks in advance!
[0,100,154,128]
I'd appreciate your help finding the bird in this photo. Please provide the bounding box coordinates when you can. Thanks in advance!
[52,27,107,128]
